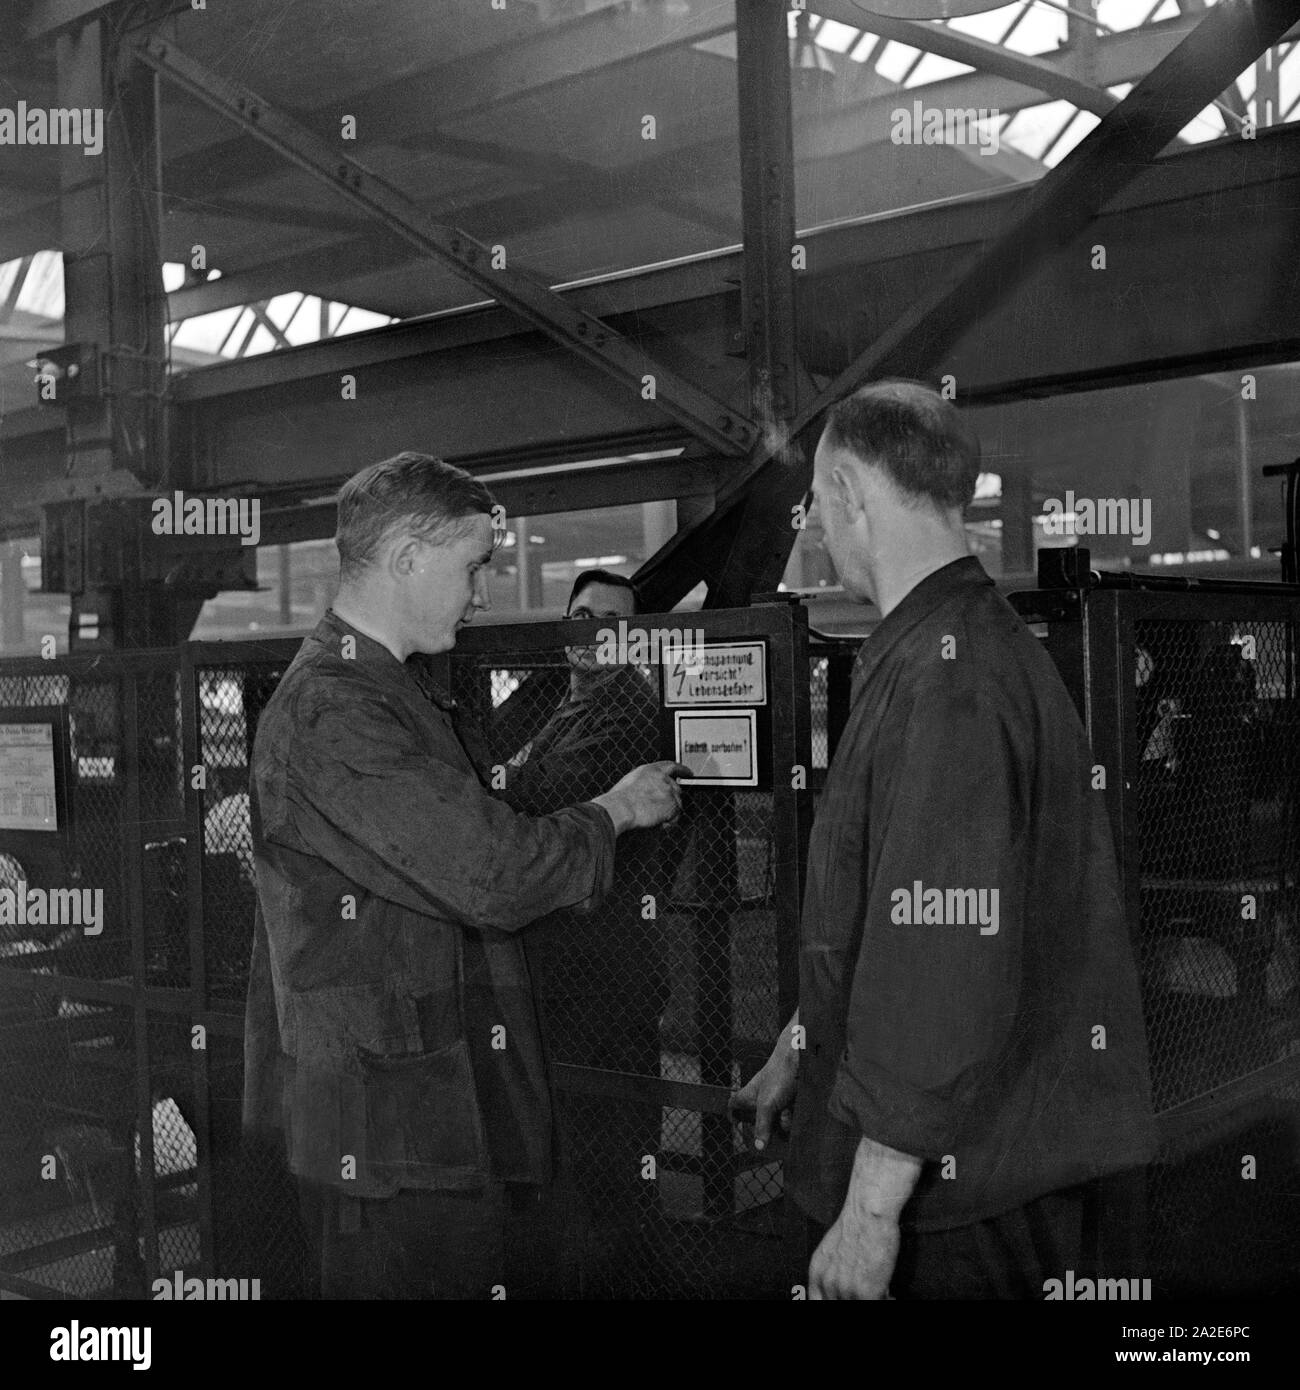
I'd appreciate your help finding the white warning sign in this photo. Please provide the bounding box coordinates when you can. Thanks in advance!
[674,711,757,787]
[0,722,58,832]
[662,641,766,707]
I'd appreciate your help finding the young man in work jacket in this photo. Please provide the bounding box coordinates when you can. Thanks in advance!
[242,452,686,1300]
[734,382,1157,1300]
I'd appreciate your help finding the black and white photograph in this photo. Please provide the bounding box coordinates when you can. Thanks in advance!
[0,0,1298,1365]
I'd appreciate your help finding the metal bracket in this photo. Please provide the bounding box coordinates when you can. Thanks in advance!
[131,34,759,460]
[32,341,103,406]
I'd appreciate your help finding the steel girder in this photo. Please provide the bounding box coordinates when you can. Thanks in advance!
[157,15,1199,326]
[132,33,759,461]
[4,130,1299,541]
[691,0,816,611]
[148,2,735,215]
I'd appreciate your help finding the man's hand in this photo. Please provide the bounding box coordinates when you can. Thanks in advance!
[593,761,690,833]
[730,1011,800,1152]
[807,1134,922,1299]
[808,1211,899,1301]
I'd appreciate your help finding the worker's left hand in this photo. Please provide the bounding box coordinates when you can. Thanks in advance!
[807,1210,898,1300]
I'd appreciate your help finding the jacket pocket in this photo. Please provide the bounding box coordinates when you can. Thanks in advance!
[355,1038,489,1184]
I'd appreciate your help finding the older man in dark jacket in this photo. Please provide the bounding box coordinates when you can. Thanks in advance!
[243,452,685,1299]
[735,384,1156,1300]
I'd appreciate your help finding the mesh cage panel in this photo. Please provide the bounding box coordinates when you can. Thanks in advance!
[810,657,829,771]
[206,1026,317,1300]
[196,665,279,1002]
[1135,619,1298,1107]
[1128,612,1300,1293]
[141,674,186,989]
[145,1013,201,1287]
[0,1000,139,1295]
[65,679,128,983]
[449,627,800,1299]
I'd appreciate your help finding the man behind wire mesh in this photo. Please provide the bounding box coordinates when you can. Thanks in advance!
[501,569,676,1296]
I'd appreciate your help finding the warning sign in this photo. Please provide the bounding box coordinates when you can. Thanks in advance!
[673,711,757,787]
[0,722,58,833]
[662,641,766,707]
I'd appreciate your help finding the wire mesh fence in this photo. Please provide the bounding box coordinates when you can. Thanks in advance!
[0,663,145,1295]
[9,588,1290,1299]
[0,647,306,1300]
[0,609,810,1300]
[445,606,808,1298]
[1130,610,1300,1295]
[1016,585,1300,1297]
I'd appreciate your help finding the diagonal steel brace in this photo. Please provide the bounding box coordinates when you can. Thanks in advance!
[131,33,759,459]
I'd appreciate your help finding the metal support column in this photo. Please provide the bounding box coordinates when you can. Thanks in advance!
[640,0,813,611]
[53,10,171,648]
[707,0,816,611]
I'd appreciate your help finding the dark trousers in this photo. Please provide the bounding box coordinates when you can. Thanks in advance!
[793,1185,1088,1300]
[300,1180,562,1300]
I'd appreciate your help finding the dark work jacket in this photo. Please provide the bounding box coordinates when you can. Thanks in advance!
[242,611,617,1198]
[787,557,1157,1231]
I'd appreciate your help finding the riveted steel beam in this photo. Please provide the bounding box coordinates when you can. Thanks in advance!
[702,0,815,610]
[155,16,1198,324]
[132,33,758,460]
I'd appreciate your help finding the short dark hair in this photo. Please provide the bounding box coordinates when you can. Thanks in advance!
[567,568,640,613]
[821,380,981,510]
[335,452,495,581]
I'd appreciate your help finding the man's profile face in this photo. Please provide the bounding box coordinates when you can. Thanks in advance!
[566,580,636,672]
[811,435,873,605]
[810,436,847,585]
[403,512,494,656]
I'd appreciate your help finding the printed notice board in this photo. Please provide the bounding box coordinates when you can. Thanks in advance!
[673,710,758,787]
[0,722,58,832]
[662,641,766,707]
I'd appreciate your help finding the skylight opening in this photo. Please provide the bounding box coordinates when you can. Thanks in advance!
[813,18,860,54]
[875,39,924,84]
[903,54,976,89]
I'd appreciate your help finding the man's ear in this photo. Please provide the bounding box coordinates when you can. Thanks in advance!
[830,460,865,523]
[390,535,421,577]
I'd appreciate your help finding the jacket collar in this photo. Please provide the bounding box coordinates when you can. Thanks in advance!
[312,609,458,712]
[852,556,993,691]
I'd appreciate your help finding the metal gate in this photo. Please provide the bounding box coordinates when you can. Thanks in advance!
[437,600,812,1297]
[1010,581,1300,1296]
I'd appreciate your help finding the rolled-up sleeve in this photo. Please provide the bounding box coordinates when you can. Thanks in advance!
[827,670,1030,1159]
[272,681,616,934]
